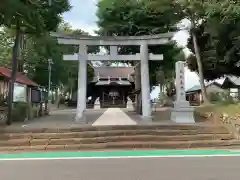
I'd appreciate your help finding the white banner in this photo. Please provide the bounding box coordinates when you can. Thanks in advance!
[13,82,27,102]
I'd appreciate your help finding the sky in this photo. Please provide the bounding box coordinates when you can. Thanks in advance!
[63,0,201,97]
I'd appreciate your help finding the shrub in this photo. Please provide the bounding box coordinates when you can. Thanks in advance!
[209,92,234,104]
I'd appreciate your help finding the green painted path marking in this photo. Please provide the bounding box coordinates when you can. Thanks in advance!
[0,149,240,160]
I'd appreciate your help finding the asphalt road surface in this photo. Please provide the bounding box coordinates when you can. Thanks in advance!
[0,156,239,180]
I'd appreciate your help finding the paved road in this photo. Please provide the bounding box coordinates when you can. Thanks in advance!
[0,156,239,180]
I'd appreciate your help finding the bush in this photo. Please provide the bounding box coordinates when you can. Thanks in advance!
[12,102,29,122]
[209,92,234,104]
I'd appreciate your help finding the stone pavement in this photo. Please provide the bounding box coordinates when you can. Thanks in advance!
[92,108,137,126]
[0,108,140,130]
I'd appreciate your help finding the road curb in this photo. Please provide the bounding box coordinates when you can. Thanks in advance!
[1,149,240,160]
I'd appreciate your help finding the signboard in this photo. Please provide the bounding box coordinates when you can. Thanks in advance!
[31,89,41,103]
[13,82,27,102]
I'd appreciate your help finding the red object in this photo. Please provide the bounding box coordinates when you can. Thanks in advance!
[0,67,38,86]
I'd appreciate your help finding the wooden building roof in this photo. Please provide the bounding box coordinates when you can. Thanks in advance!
[0,67,38,87]
[93,67,135,82]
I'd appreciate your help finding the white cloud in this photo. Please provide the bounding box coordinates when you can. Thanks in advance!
[173,30,190,47]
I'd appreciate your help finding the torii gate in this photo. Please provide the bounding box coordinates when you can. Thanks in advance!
[51,32,174,122]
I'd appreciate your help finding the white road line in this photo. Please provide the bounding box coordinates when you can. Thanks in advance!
[1,154,240,161]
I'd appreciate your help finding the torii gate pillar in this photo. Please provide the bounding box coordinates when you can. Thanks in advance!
[140,43,152,119]
[76,45,87,122]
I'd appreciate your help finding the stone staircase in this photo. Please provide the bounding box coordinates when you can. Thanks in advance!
[0,124,239,152]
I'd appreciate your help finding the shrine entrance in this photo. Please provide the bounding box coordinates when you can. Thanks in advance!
[52,32,174,122]
[97,81,131,108]
[101,90,125,108]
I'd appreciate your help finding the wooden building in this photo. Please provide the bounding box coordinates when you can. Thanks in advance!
[0,67,41,105]
[87,67,135,108]
[186,82,225,105]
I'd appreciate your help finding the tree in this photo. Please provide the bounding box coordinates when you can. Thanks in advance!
[1,0,70,125]
[0,28,13,67]
[175,0,210,104]
[97,0,182,36]
[183,1,240,106]
[186,1,240,81]
[96,0,183,113]
[97,0,183,83]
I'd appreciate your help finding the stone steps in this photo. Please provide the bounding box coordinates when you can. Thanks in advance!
[0,124,229,133]
[1,139,240,152]
[0,129,230,140]
[0,134,233,147]
[0,124,236,152]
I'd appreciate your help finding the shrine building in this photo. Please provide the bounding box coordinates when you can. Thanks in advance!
[87,66,135,108]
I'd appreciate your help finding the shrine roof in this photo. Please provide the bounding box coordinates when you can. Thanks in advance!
[95,80,132,86]
[93,66,134,81]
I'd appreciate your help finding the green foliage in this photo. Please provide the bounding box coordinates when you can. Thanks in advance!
[0,24,95,90]
[0,0,72,87]
[1,0,70,33]
[97,0,184,86]
[0,28,13,67]
[97,0,182,36]
[186,0,240,80]
[209,91,234,104]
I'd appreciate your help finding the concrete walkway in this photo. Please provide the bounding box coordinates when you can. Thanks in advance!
[92,108,137,126]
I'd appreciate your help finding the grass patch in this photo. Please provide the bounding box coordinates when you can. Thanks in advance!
[195,102,240,122]
[196,103,240,116]
[152,102,240,123]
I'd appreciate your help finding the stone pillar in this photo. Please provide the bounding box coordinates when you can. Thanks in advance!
[140,42,152,120]
[134,62,141,114]
[76,45,87,122]
[171,61,195,123]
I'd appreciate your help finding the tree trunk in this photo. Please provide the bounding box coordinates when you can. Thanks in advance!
[192,31,210,104]
[18,33,24,72]
[6,22,21,125]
